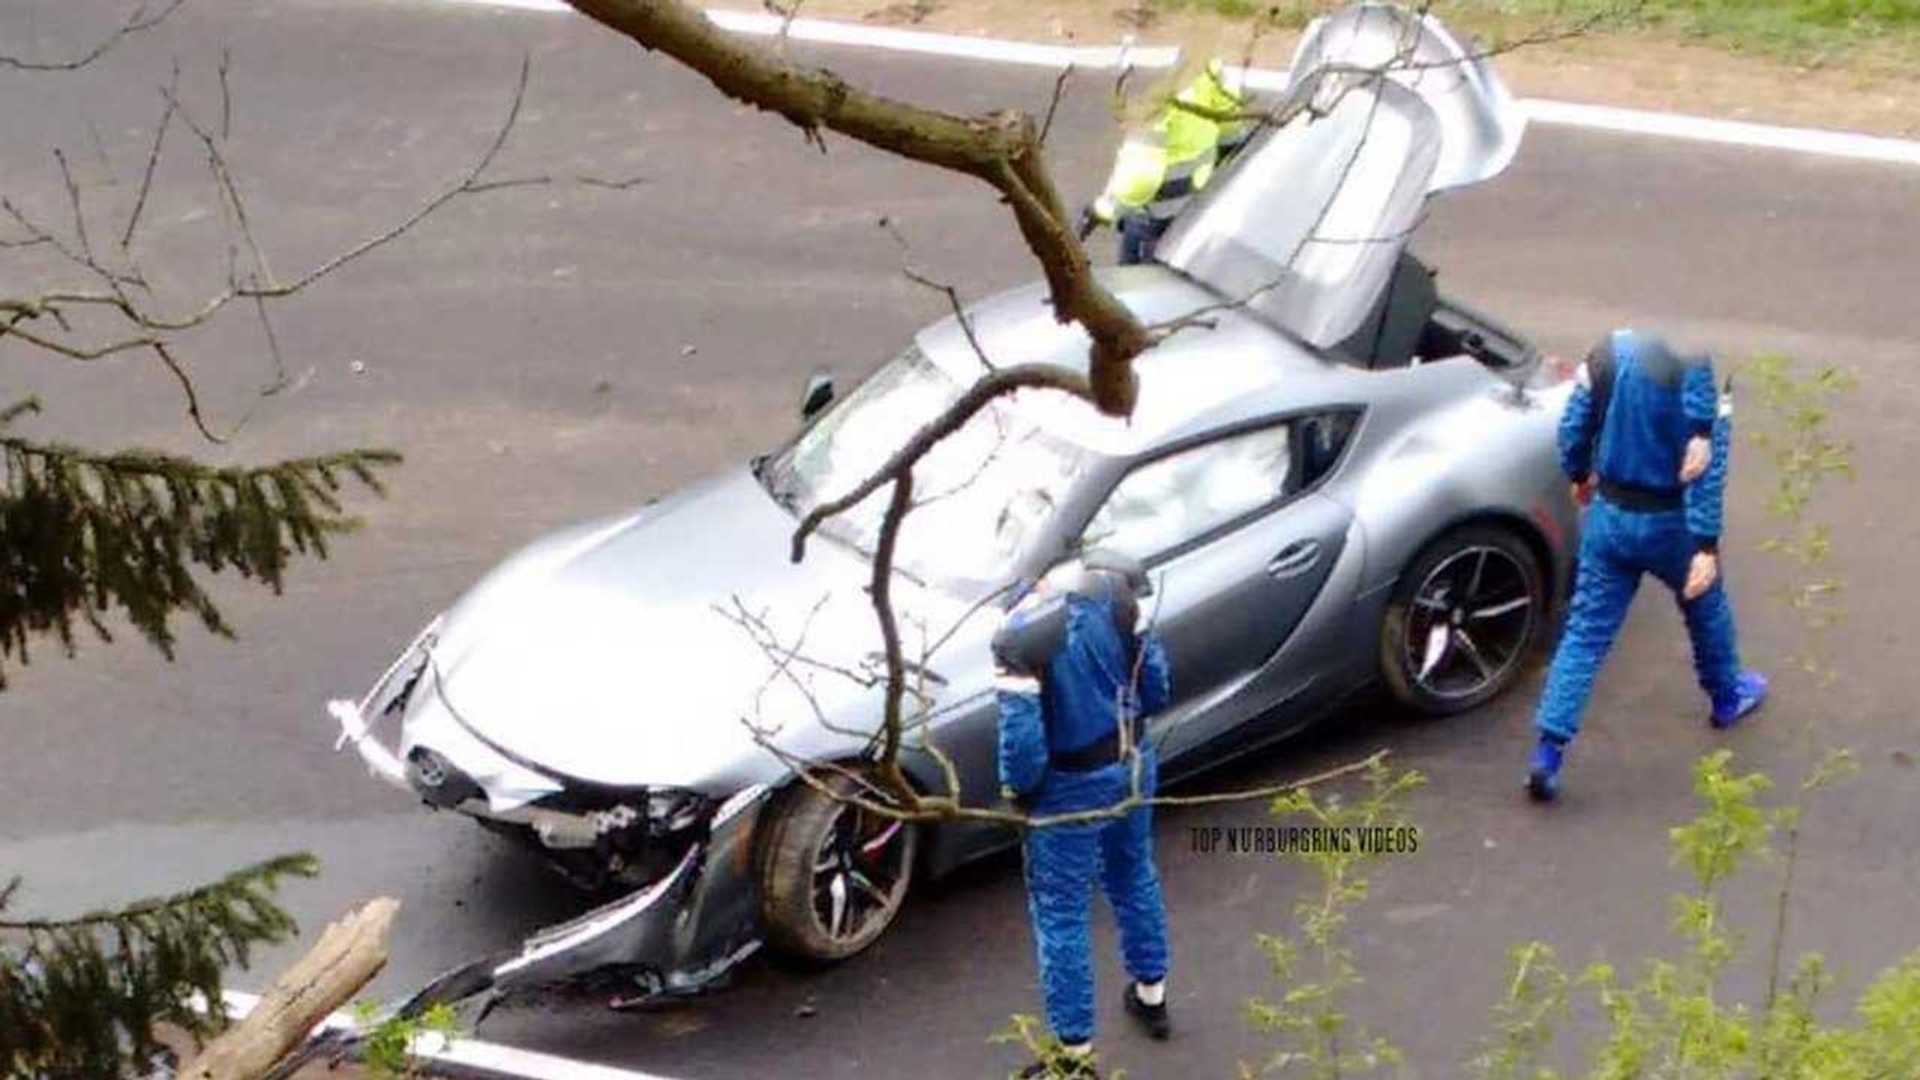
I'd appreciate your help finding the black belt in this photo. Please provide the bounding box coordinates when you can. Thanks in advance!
[1050,720,1145,773]
[1598,477,1684,512]
[1156,173,1196,200]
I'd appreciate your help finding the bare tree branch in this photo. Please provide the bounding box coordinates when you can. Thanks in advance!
[559,0,1602,840]
[564,0,1151,417]
[1038,63,1074,147]
[764,740,1391,830]
[217,45,233,140]
[240,52,541,298]
[787,363,1090,564]
[878,216,996,373]
[717,594,882,695]
[864,471,919,803]
[0,0,187,72]
[577,172,651,191]
[763,0,808,55]
[0,53,550,441]
[120,64,179,251]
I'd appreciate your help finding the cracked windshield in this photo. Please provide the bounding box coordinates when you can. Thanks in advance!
[765,345,1090,593]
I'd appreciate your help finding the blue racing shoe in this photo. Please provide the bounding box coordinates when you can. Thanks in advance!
[1710,670,1769,730]
[1526,736,1566,802]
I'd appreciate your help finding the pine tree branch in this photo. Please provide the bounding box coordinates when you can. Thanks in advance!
[0,854,316,934]
[0,425,401,686]
[0,853,317,1079]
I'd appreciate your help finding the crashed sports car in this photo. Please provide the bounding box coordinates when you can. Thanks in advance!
[327,4,1580,1006]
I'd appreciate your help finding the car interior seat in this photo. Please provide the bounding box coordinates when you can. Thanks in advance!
[1336,251,1440,370]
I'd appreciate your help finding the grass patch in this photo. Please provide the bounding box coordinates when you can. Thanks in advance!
[1149,0,1920,67]
[1496,0,1920,60]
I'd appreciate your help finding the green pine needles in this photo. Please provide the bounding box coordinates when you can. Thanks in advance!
[0,853,319,1079]
[0,394,377,1073]
[0,396,400,686]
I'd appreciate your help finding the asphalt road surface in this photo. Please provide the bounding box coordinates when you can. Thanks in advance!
[3,2,1917,1077]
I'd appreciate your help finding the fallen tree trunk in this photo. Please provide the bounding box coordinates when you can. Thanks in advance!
[179,897,401,1080]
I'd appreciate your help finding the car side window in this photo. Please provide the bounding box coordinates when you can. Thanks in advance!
[1298,410,1359,489]
[1083,424,1293,561]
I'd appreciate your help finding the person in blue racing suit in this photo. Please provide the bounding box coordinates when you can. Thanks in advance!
[993,550,1174,1077]
[1528,329,1769,801]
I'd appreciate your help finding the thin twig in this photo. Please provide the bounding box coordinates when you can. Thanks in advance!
[121,64,179,250]
[53,151,98,277]
[2,55,547,445]
[789,363,1089,564]
[761,742,1387,830]
[577,173,651,191]
[247,51,538,298]
[217,46,233,140]
[765,0,808,54]
[252,294,289,397]
[0,0,188,72]
[1038,63,1074,147]
[879,216,996,372]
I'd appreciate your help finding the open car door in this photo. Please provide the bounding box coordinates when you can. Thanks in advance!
[1156,3,1524,351]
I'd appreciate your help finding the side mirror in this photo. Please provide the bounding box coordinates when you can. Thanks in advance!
[800,373,835,421]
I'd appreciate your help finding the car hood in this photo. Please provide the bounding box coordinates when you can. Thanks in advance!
[412,466,964,792]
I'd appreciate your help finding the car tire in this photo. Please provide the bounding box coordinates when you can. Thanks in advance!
[756,771,919,963]
[1380,524,1546,717]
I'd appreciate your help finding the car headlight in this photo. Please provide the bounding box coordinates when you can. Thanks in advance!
[406,745,483,809]
[365,614,445,721]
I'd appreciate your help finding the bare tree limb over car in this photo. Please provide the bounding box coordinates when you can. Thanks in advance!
[566,0,1154,418]
[557,0,1619,829]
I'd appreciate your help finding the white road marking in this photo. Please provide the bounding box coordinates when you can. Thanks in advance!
[706,8,1182,67]
[1521,98,1920,167]
[220,990,687,1080]
[440,0,1920,167]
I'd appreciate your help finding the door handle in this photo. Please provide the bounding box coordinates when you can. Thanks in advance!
[1267,539,1322,579]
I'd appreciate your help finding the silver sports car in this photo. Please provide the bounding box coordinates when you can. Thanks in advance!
[327,4,1579,1006]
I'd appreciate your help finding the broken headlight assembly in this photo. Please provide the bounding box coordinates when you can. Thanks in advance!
[510,783,717,893]
[367,615,442,723]
[406,745,483,809]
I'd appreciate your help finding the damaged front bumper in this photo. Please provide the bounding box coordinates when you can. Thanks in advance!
[395,782,772,1014]
[325,633,774,1008]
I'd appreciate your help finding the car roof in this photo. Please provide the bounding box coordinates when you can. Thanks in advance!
[915,265,1362,457]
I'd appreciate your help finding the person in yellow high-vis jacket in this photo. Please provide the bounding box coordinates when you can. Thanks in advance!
[1078,58,1250,265]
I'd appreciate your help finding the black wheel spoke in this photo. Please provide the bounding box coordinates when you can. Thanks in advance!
[807,797,912,943]
[1406,543,1536,700]
[1469,594,1531,621]
[1453,629,1493,679]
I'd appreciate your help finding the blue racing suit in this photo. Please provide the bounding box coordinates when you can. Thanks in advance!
[996,592,1173,1046]
[1535,329,1745,743]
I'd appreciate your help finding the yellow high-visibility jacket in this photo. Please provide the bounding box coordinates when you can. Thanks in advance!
[1092,61,1248,225]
